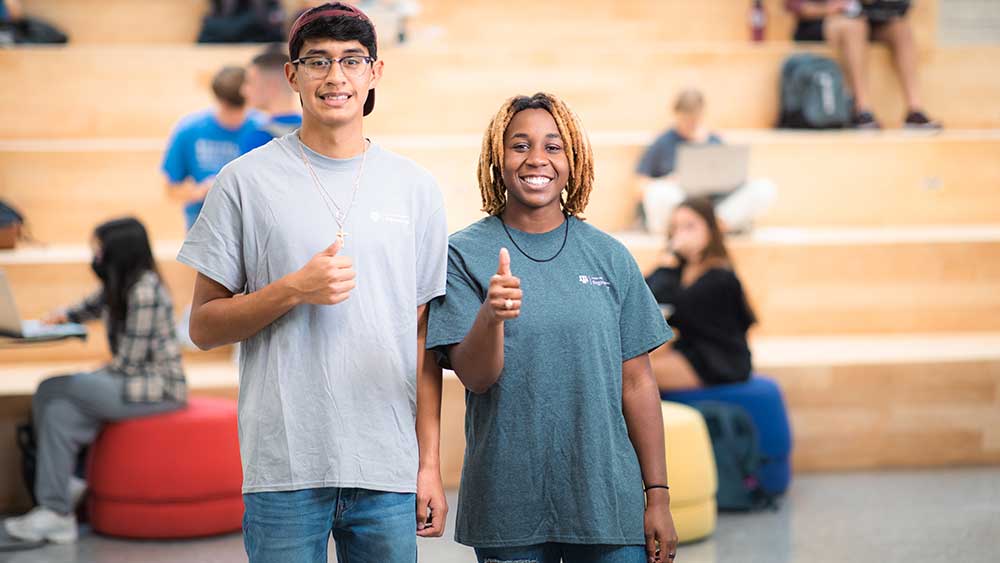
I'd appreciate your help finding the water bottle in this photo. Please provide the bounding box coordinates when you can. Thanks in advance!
[750,0,767,42]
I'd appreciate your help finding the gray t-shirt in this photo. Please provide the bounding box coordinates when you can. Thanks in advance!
[177,133,448,494]
[636,128,723,178]
[427,216,672,547]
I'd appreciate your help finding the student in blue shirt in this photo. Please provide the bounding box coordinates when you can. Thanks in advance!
[162,66,258,230]
[238,48,303,155]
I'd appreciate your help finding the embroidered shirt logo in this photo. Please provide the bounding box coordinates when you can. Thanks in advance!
[579,275,611,288]
[369,211,410,226]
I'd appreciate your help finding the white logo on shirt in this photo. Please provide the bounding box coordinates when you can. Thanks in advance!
[194,139,239,170]
[369,211,410,226]
[579,275,611,288]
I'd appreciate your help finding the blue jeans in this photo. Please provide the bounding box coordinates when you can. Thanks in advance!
[475,543,647,563]
[243,487,417,563]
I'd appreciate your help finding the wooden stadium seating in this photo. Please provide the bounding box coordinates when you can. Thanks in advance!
[3,131,999,245]
[3,42,999,139]
[23,0,207,44]
[21,0,938,46]
[3,226,999,342]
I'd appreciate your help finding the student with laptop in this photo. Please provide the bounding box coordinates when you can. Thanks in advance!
[4,217,187,545]
[636,88,777,234]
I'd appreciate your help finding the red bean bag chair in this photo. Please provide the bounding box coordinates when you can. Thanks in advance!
[86,396,243,538]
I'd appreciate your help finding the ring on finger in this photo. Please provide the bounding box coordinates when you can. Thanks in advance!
[504,298,513,310]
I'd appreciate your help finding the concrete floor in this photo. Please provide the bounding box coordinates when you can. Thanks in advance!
[1,467,998,563]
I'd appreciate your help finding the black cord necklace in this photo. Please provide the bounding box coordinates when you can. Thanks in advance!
[500,214,571,263]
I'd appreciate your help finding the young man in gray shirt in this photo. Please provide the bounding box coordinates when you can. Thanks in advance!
[177,4,449,562]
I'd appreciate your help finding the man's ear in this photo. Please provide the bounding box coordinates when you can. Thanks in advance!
[285,61,300,94]
[368,59,385,90]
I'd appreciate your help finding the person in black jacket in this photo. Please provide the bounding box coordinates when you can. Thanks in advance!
[645,197,756,391]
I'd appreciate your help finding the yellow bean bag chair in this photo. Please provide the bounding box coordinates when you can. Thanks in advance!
[661,401,717,543]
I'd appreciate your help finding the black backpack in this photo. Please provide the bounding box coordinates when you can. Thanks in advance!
[15,422,39,505]
[197,0,285,43]
[693,401,779,511]
[0,199,28,249]
[0,200,23,228]
[0,17,69,45]
[777,54,850,129]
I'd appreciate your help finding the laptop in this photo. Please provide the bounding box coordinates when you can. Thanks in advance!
[675,144,750,196]
[0,270,87,341]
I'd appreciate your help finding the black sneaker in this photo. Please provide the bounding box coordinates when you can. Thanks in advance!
[852,110,881,130]
[904,110,943,130]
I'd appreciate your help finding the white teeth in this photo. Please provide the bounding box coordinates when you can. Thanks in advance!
[323,94,349,100]
[522,176,551,186]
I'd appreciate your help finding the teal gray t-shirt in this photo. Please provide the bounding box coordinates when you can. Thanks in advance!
[177,133,448,494]
[427,216,672,547]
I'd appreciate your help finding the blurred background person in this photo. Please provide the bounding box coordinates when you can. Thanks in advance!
[787,0,941,129]
[238,45,302,155]
[645,198,756,392]
[162,66,258,347]
[197,0,285,44]
[636,88,777,235]
[4,218,187,544]
[162,65,257,232]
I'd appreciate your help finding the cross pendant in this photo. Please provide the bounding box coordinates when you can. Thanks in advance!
[336,229,350,245]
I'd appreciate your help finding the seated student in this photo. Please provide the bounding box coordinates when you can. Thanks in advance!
[197,0,285,44]
[162,65,259,232]
[645,198,755,391]
[4,218,187,544]
[238,46,303,155]
[787,0,941,129]
[636,88,776,235]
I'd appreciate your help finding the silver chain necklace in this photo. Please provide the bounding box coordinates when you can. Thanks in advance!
[295,134,369,246]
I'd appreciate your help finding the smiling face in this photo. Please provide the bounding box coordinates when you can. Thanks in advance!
[286,38,383,128]
[500,108,570,217]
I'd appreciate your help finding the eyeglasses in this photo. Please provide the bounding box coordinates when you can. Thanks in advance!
[292,56,374,79]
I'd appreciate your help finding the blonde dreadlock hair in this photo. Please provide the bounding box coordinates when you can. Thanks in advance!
[477,92,594,217]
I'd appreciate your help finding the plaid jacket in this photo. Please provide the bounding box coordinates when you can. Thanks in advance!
[66,271,187,403]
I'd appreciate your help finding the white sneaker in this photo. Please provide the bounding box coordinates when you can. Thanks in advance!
[3,506,78,544]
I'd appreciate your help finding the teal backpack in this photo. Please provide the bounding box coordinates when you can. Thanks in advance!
[693,401,779,511]
[777,53,850,129]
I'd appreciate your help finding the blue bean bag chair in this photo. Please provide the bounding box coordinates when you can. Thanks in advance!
[662,375,792,495]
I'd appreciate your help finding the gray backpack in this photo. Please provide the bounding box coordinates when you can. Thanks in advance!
[777,54,850,129]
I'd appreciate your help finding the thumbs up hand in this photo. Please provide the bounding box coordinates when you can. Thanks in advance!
[483,248,522,323]
[289,239,357,305]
